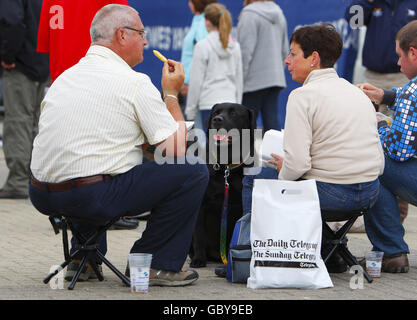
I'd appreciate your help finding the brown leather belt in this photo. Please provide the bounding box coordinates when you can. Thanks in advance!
[30,174,112,192]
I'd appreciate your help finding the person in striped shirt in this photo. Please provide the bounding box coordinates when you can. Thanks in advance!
[29,4,208,287]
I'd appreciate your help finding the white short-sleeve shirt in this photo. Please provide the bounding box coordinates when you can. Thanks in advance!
[31,45,178,182]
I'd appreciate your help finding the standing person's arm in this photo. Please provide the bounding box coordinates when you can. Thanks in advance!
[0,0,25,68]
[37,0,50,54]
[185,43,207,120]
[235,45,243,104]
[237,11,257,82]
[281,17,289,67]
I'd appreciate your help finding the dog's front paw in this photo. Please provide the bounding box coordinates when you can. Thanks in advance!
[190,258,207,268]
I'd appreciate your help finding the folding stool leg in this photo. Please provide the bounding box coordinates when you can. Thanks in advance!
[68,256,88,290]
[96,250,130,286]
[61,219,70,260]
[43,259,71,284]
[338,244,373,283]
[322,223,339,263]
[88,256,104,281]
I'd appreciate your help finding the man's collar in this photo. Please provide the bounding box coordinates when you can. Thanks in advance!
[86,45,132,70]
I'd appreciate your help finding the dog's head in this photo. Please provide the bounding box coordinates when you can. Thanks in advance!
[206,103,256,166]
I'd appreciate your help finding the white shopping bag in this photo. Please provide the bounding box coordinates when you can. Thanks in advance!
[247,179,333,289]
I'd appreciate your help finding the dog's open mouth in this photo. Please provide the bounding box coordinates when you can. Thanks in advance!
[213,134,232,145]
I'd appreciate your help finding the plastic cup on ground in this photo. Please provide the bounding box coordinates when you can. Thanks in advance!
[365,251,384,278]
[128,253,153,293]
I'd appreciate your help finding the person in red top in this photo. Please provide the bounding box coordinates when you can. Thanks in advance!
[37,0,129,82]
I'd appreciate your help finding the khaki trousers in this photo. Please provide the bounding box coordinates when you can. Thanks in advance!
[2,69,47,195]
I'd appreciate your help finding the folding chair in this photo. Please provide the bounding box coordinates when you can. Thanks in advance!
[321,208,373,283]
[43,215,131,290]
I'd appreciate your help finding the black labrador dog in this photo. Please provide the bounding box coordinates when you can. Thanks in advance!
[189,103,256,268]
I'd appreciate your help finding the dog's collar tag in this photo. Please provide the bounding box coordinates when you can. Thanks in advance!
[224,167,230,187]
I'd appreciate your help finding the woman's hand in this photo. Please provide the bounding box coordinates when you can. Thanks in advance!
[268,153,284,172]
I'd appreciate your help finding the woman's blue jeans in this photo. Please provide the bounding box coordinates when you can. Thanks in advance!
[242,167,380,219]
[364,155,417,256]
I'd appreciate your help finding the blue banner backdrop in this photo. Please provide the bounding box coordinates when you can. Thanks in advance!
[129,0,358,128]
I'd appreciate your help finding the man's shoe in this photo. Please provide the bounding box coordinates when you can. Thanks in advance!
[149,268,199,287]
[0,190,28,199]
[64,260,103,281]
[359,253,409,273]
[125,264,198,287]
[109,217,139,230]
[382,253,409,273]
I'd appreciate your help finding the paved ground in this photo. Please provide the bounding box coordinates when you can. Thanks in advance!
[0,145,417,304]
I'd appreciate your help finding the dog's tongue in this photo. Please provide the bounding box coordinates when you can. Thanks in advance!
[213,134,228,141]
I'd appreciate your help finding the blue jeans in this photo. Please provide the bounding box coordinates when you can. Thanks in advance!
[242,86,282,131]
[364,155,417,256]
[30,157,209,271]
[242,167,380,218]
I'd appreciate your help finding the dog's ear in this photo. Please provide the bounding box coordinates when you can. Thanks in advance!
[206,103,219,136]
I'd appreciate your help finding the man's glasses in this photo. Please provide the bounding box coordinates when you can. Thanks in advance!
[123,26,147,39]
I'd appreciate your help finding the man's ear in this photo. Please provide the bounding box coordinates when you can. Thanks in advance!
[115,28,128,45]
[409,46,417,62]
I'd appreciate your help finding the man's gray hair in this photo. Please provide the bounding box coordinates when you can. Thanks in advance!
[90,4,139,44]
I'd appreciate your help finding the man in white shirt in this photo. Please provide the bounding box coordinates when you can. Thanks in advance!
[29,4,209,287]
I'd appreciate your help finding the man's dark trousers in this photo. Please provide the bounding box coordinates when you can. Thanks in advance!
[29,156,209,272]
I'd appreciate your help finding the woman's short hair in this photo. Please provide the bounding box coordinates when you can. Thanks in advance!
[290,23,343,68]
[90,4,138,44]
[191,0,217,14]
[396,20,417,53]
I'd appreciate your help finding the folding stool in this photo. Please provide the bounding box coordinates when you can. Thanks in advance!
[43,215,131,290]
[321,208,373,283]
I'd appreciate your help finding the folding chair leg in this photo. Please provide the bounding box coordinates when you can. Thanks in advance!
[339,244,373,283]
[96,250,130,286]
[43,259,71,284]
[68,256,88,290]
[89,258,104,281]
